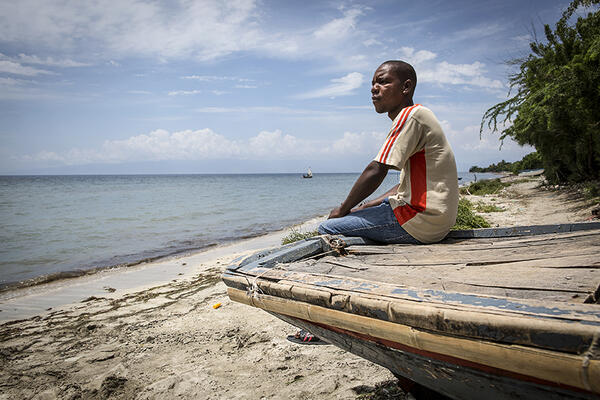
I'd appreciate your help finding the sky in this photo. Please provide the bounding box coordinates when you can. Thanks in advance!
[0,0,577,174]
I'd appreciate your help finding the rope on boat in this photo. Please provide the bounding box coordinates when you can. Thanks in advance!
[244,236,348,300]
[581,330,600,391]
[245,264,284,300]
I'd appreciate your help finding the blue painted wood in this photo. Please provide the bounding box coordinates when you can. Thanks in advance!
[447,222,600,239]
[227,237,324,272]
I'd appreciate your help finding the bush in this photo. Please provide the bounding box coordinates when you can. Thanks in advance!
[452,198,491,230]
[583,182,600,199]
[474,202,505,212]
[481,1,600,184]
[510,152,543,174]
[281,228,319,245]
[466,179,510,195]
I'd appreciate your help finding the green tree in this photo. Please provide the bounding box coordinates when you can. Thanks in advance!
[481,0,600,183]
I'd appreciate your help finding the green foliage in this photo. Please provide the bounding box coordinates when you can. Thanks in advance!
[481,0,600,184]
[469,152,543,174]
[469,159,514,173]
[583,181,600,199]
[452,198,491,230]
[281,228,319,245]
[474,201,505,213]
[466,178,510,195]
[509,152,544,174]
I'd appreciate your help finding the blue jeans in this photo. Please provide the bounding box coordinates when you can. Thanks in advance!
[318,199,421,244]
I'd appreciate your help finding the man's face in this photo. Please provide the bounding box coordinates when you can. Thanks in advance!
[371,64,410,118]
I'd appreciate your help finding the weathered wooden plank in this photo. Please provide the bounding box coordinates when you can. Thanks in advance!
[447,222,600,238]
[232,245,600,303]
[224,272,600,352]
[223,273,599,353]
[230,237,324,272]
[276,314,596,400]
[223,268,600,323]
[370,250,600,267]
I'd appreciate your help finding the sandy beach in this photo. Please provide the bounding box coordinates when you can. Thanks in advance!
[1,175,598,400]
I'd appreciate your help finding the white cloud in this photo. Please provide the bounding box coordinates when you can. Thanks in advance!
[296,72,364,99]
[194,106,333,116]
[0,59,53,76]
[16,53,90,67]
[398,47,437,65]
[182,75,253,82]
[0,0,262,61]
[441,120,534,168]
[329,131,386,155]
[362,38,381,47]
[168,89,202,96]
[313,8,362,40]
[0,76,23,86]
[0,1,373,68]
[22,127,388,166]
[420,61,503,89]
[394,47,503,90]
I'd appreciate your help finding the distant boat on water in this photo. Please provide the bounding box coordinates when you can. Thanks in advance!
[302,167,313,179]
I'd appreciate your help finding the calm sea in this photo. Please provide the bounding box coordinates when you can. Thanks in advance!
[0,172,496,289]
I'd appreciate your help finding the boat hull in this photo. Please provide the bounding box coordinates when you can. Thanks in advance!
[275,313,597,400]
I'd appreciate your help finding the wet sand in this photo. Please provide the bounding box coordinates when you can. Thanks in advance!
[1,176,598,399]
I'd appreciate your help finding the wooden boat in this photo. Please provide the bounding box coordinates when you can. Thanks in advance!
[223,223,600,400]
[302,167,313,179]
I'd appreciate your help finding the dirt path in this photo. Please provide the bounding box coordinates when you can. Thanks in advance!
[464,175,597,227]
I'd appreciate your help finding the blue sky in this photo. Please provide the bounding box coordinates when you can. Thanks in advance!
[0,0,575,174]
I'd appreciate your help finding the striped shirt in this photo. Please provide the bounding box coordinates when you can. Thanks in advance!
[374,105,458,243]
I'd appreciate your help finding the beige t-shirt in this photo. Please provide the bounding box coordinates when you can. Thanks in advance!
[374,104,458,243]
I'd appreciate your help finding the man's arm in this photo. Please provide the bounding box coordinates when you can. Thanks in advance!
[328,161,390,219]
[351,183,399,212]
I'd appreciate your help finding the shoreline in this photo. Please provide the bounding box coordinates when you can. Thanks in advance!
[0,215,324,322]
[1,171,493,294]
[0,212,326,294]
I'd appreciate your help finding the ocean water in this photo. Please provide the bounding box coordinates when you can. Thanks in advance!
[0,172,496,289]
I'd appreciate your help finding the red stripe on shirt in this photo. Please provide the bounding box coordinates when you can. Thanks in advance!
[378,106,410,163]
[378,104,420,164]
[393,149,427,225]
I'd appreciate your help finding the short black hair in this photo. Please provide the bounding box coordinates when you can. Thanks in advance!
[380,60,417,91]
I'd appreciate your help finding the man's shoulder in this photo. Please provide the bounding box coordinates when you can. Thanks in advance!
[410,105,442,130]
[410,105,437,122]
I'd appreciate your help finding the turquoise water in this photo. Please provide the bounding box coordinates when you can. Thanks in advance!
[0,172,495,288]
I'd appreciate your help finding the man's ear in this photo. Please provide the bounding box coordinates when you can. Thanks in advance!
[402,79,413,94]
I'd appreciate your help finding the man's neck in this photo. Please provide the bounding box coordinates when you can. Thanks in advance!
[388,100,414,121]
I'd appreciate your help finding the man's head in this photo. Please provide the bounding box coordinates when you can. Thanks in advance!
[371,60,416,120]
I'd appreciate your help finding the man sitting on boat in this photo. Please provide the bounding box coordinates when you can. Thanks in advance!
[319,60,458,244]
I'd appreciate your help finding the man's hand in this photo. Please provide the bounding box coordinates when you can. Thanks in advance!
[327,161,390,219]
[328,205,349,219]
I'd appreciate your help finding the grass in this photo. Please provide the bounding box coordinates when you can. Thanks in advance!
[462,178,511,196]
[510,178,534,185]
[281,228,319,245]
[474,201,505,213]
[452,198,491,230]
[583,181,600,200]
